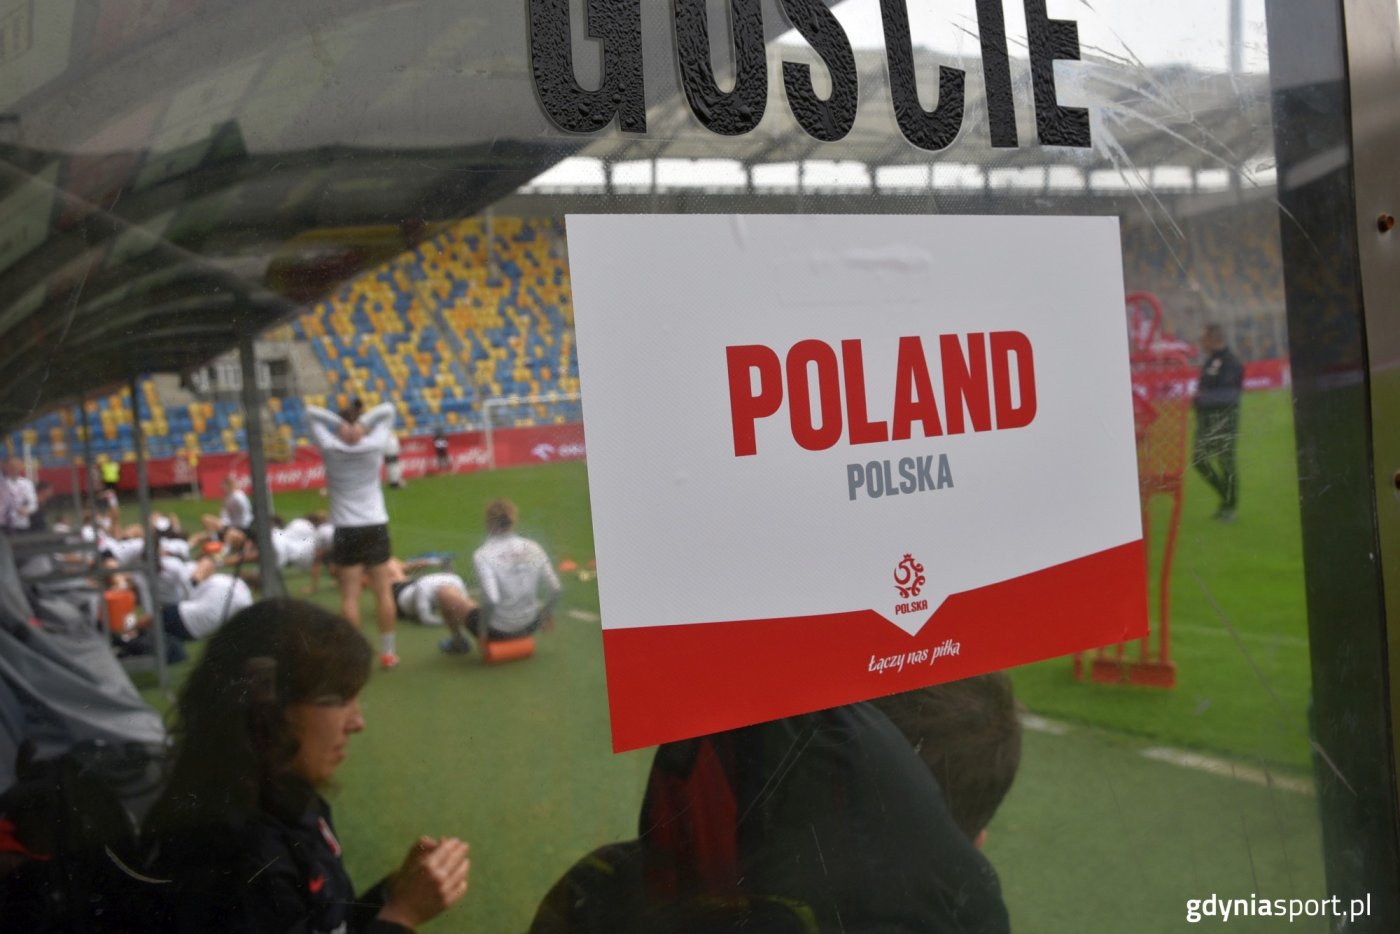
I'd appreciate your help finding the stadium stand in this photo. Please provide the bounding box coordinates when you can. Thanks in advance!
[1119,201,1285,350]
[291,215,580,438]
[4,209,1280,468]
[9,217,583,468]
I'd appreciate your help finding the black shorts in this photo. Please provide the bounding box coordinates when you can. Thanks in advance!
[465,608,542,642]
[218,523,257,545]
[332,524,391,567]
[162,604,193,641]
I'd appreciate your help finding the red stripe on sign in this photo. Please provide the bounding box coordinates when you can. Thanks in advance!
[603,540,1147,752]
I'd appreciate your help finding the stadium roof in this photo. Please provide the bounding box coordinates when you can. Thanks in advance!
[0,0,1273,435]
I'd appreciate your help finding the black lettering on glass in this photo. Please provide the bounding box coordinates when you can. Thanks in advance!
[879,0,964,151]
[528,0,646,134]
[974,0,1017,147]
[1023,0,1091,147]
[674,0,767,135]
[777,0,859,143]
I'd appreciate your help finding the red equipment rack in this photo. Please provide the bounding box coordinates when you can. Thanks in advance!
[1075,291,1192,688]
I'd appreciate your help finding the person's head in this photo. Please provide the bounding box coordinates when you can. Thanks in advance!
[339,396,364,424]
[1200,323,1227,352]
[304,510,328,527]
[485,498,517,534]
[221,475,239,494]
[870,672,1022,846]
[146,600,372,835]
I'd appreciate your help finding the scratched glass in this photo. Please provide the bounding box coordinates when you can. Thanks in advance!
[0,1,1393,931]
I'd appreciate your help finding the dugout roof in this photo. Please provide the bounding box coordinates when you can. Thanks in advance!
[0,0,1272,435]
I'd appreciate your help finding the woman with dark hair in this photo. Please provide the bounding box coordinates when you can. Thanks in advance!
[142,599,470,932]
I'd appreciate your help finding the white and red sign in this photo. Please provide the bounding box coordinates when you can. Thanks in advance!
[568,214,1149,752]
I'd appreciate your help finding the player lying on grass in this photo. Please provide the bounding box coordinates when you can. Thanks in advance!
[439,498,560,655]
[369,555,480,634]
[221,513,335,582]
[120,554,254,664]
[305,512,336,594]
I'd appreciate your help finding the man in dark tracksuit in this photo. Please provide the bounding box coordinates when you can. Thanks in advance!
[1193,324,1245,522]
[529,702,1011,933]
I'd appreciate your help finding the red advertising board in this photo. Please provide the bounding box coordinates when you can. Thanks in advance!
[34,423,586,497]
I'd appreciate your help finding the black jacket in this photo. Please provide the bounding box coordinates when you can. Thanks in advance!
[1196,348,1244,410]
[145,780,409,934]
[531,703,1011,933]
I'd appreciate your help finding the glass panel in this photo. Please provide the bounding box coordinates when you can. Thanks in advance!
[0,1,1390,931]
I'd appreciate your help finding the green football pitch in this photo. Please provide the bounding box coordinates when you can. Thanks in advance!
[134,387,1324,932]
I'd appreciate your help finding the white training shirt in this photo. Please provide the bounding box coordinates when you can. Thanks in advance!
[156,555,195,607]
[273,518,319,572]
[396,571,466,625]
[103,535,145,566]
[220,488,253,530]
[472,532,561,635]
[178,573,253,640]
[159,537,192,561]
[314,522,335,557]
[305,403,394,528]
[6,476,37,530]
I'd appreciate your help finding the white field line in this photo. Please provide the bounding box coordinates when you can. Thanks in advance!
[1140,747,1314,796]
[566,608,600,622]
[1170,623,1309,649]
[1020,715,1313,795]
[1019,713,1072,735]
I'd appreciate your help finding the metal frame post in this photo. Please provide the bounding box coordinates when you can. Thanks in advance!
[67,404,82,521]
[76,394,99,523]
[1268,0,1400,919]
[239,332,283,597]
[130,378,168,687]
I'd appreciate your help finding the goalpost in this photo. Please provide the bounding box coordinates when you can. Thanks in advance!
[481,391,582,469]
